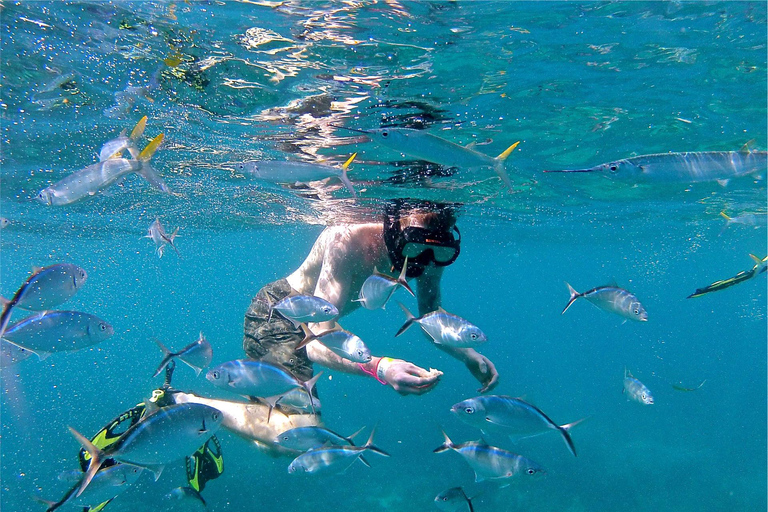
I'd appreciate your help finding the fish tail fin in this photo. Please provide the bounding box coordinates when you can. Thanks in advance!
[433,430,454,453]
[561,282,581,315]
[395,302,416,337]
[558,417,587,457]
[136,164,171,194]
[339,152,357,197]
[152,338,176,377]
[0,301,14,339]
[301,371,323,415]
[138,133,164,162]
[496,141,520,162]
[164,228,181,256]
[68,427,105,498]
[363,427,390,457]
[295,323,316,350]
[493,141,519,191]
[397,257,415,297]
[749,253,762,264]
[719,211,732,222]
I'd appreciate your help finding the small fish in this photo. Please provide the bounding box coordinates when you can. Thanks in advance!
[206,360,322,415]
[274,387,322,414]
[0,339,33,367]
[720,210,767,229]
[687,254,767,298]
[355,258,414,310]
[164,486,207,511]
[672,379,706,392]
[269,294,339,326]
[562,282,648,322]
[98,116,147,161]
[0,263,88,338]
[2,311,114,360]
[36,132,169,206]
[336,125,519,190]
[70,403,223,497]
[395,302,487,348]
[0,217,9,229]
[451,395,583,457]
[544,150,767,184]
[434,487,475,512]
[237,153,357,197]
[39,463,143,511]
[623,368,654,405]
[275,425,364,452]
[153,332,213,377]
[434,431,545,482]
[287,429,388,475]
[296,324,371,363]
[145,217,180,258]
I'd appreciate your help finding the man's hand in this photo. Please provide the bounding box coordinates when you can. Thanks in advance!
[464,352,499,393]
[381,358,443,395]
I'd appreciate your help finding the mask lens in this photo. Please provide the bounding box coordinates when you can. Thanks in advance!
[401,242,457,262]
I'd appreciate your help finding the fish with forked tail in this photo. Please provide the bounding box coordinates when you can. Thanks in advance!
[562,282,647,322]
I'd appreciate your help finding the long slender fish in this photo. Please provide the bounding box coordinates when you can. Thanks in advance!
[544,150,767,183]
[355,258,414,310]
[0,263,88,338]
[687,254,767,298]
[153,332,213,377]
[396,302,487,348]
[237,153,357,197]
[70,403,223,497]
[623,368,654,405]
[336,125,519,190]
[36,131,169,206]
[562,282,648,322]
[287,429,388,475]
[451,395,583,457]
[2,311,114,359]
[434,431,545,482]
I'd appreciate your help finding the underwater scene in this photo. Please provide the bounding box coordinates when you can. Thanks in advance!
[1,1,766,511]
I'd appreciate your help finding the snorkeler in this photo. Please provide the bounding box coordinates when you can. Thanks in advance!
[171,199,499,451]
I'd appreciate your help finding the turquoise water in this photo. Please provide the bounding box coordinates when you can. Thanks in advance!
[1,1,766,511]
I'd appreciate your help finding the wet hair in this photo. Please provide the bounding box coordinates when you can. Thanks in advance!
[383,198,461,278]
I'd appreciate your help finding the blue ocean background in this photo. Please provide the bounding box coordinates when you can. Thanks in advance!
[1,2,766,511]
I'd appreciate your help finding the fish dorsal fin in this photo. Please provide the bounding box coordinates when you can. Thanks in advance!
[496,141,520,161]
[32,266,43,273]
[130,116,148,140]
[437,306,448,314]
[465,141,477,150]
[342,152,357,170]
[740,140,755,154]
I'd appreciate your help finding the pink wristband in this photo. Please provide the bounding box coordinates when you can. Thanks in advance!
[359,361,388,386]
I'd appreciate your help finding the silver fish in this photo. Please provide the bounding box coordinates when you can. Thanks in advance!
[42,463,143,511]
[36,132,168,206]
[451,395,583,457]
[97,116,146,161]
[2,311,114,360]
[275,425,364,452]
[145,217,180,258]
[720,210,767,228]
[287,430,388,475]
[562,282,648,322]
[337,125,518,190]
[206,359,322,412]
[544,150,767,184]
[164,486,207,511]
[237,153,357,197]
[624,368,654,405]
[0,217,9,229]
[70,403,223,497]
[355,259,414,310]
[270,294,339,326]
[297,325,371,363]
[434,487,475,512]
[274,387,322,414]
[153,332,213,377]
[434,431,545,482]
[0,263,88,338]
[395,303,487,348]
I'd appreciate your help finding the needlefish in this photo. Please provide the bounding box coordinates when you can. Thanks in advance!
[206,359,322,415]
[153,332,213,377]
[296,324,372,363]
[623,368,654,405]
[451,395,584,457]
[236,153,357,197]
[562,282,648,322]
[355,257,414,310]
[38,463,143,511]
[36,130,169,206]
[2,311,114,360]
[69,403,223,497]
[287,429,389,475]
[434,431,545,482]
[0,263,88,338]
[687,254,767,298]
[396,302,487,348]
[335,125,519,190]
[544,150,767,184]
[434,487,475,512]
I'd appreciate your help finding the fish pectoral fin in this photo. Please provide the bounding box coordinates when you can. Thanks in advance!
[145,464,165,481]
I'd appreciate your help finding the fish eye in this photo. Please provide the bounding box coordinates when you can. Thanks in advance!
[464,406,475,414]
[212,371,220,379]
[527,468,536,475]
[381,130,388,138]
[100,323,107,331]
[212,411,221,421]
[609,164,618,172]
